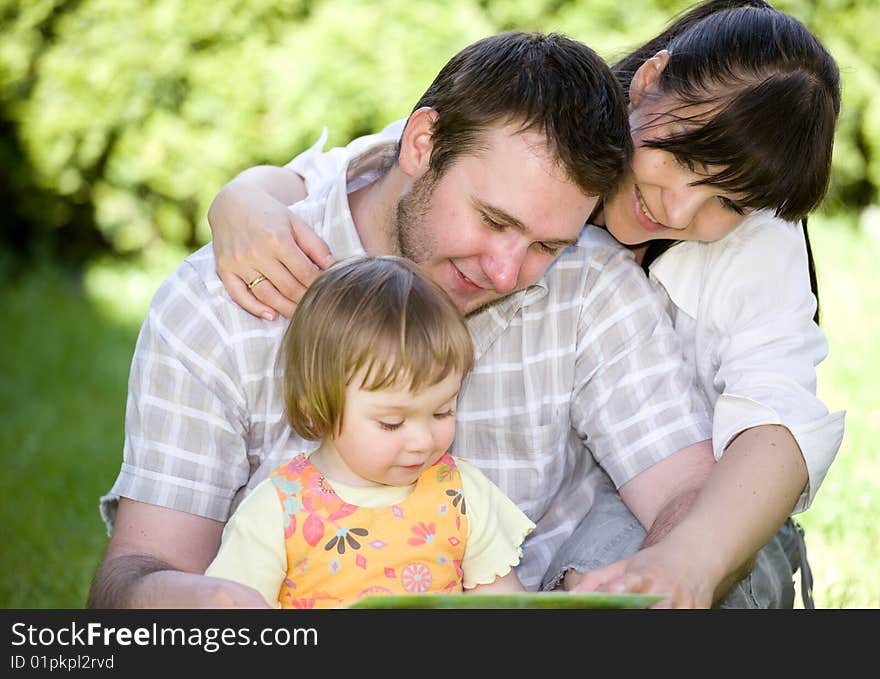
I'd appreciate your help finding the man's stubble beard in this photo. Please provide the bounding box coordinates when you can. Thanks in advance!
[392,168,501,317]
[393,170,439,265]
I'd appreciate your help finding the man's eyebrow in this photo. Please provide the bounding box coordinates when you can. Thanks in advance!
[473,199,579,248]
[473,198,527,232]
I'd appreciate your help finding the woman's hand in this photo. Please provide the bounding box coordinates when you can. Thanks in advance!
[565,537,720,609]
[208,168,334,320]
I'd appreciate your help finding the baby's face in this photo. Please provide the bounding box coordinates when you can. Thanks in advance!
[319,370,462,488]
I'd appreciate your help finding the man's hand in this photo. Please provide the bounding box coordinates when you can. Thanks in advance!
[129,569,273,609]
[88,499,270,609]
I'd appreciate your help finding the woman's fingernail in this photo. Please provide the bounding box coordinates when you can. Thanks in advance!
[262,312,275,321]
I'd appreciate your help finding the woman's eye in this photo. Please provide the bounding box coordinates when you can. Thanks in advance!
[378,421,403,431]
[719,196,746,215]
[673,154,696,172]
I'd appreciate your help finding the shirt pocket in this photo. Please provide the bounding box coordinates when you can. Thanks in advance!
[452,417,567,519]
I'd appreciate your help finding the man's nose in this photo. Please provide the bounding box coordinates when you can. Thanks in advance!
[482,235,529,293]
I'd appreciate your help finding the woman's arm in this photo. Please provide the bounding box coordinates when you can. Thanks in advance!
[208,120,408,319]
[208,165,332,320]
[572,424,805,607]
[572,217,840,607]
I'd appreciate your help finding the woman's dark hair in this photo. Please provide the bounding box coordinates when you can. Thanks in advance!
[616,0,839,323]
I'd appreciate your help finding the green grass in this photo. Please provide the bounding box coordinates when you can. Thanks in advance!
[0,266,139,608]
[0,214,875,608]
[795,212,880,608]
[0,248,184,609]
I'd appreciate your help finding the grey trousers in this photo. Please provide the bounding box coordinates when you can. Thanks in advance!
[540,470,812,608]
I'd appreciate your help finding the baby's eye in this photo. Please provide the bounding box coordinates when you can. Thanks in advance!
[378,421,403,431]
[433,409,455,420]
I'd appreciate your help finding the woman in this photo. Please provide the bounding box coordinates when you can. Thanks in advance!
[206,0,845,607]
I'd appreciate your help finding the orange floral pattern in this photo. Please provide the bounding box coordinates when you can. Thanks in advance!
[271,453,468,608]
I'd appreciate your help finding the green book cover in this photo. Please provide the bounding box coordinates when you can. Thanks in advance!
[349,592,665,609]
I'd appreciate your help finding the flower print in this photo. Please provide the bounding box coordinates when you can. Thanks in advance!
[283,495,303,515]
[324,526,369,554]
[435,457,455,483]
[401,563,432,593]
[446,488,466,515]
[408,522,436,546]
[356,585,393,601]
[275,478,303,497]
[273,483,304,538]
[284,454,311,475]
[290,598,316,609]
[303,513,325,546]
[289,591,341,609]
[301,471,339,513]
[282,512,297,539]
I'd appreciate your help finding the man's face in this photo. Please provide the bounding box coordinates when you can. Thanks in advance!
[393,124,598,315]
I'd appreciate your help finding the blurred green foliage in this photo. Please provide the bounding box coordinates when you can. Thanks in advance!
[1,0,878,270]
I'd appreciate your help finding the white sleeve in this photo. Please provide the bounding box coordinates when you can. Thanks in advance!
[705,217,845,512]
[284,119,407,194]
[204,480,287,607]
[456,458,535,589]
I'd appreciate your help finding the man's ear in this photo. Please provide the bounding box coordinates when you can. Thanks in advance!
[629,50,670,110]
[398,106,438,177]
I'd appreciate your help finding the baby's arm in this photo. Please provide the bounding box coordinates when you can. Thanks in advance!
[204,481,288,608]
[455,458,535,592]
[466,571,527,594]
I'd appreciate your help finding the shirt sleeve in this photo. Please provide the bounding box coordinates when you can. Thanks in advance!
[101,246,267,530]
[702,218,845,512]
[285,119,407,193]
[456,458,535,589]
[204,479,287,607]
[569,231,713,488]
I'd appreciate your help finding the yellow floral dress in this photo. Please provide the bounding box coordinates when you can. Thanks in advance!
[270,452,468,608]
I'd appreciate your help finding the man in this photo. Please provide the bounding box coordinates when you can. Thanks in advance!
[89,31,715,608]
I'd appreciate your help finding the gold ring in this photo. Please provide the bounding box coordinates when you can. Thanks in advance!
[247,274,268,290]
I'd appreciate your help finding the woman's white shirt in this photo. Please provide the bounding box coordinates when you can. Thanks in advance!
[649,211,845,512]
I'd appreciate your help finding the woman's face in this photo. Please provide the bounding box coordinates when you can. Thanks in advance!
[602,90,753,246]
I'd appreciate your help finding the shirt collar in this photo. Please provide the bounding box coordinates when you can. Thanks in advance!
[465,275,549,361]
[647,240,702,318]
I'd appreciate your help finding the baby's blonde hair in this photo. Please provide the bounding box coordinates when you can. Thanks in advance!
[280,255,474,440]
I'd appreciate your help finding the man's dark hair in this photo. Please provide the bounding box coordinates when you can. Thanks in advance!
[410,31,632,198]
